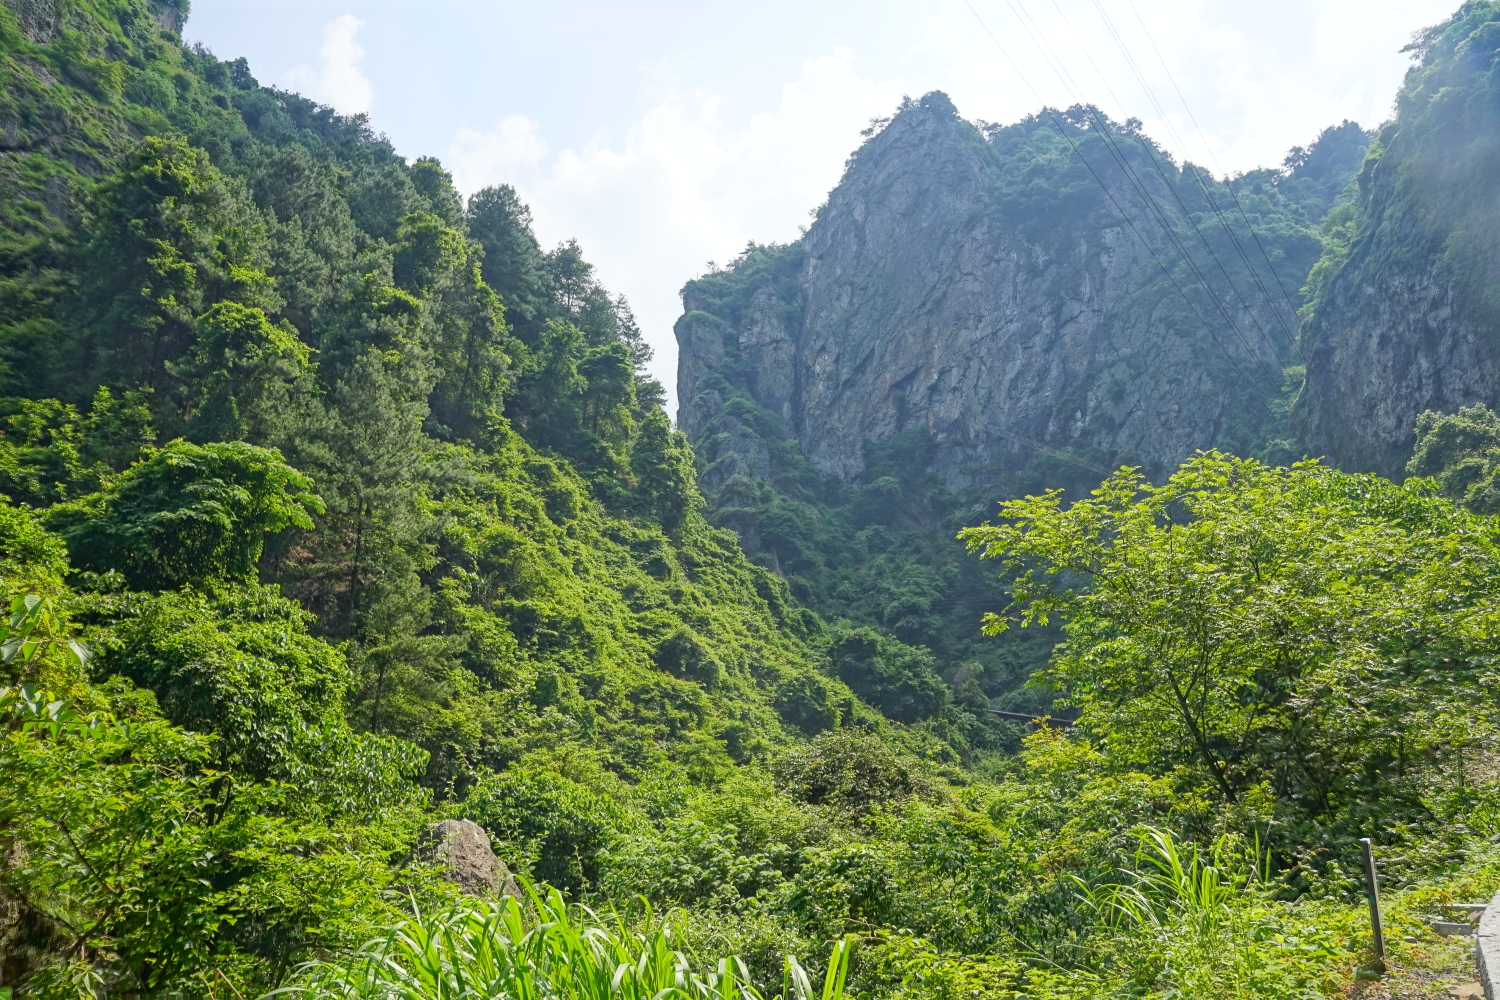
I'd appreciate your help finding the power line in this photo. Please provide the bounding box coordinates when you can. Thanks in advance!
[1049,0,1292,379]
[962,0,1273,407]
[1094,1,1298,329]
[999,0,1285,397]
[1114,0,1337,418]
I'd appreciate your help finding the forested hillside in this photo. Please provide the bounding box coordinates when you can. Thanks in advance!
[5,2,1500,1000]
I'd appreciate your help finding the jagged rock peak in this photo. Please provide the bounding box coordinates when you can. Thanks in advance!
[677,90,1342,501]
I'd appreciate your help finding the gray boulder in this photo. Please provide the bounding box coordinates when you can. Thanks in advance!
[417,819,519,897]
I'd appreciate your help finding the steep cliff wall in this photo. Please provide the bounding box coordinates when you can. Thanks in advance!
[679,93,1362,498]
[673,93,1365,695]
[1301,2,1500,476]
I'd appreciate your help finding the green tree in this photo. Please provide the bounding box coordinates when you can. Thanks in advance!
[101,585,351,781]
[0,678,432,998]
[775,728,929,817]
[962,452,1500,839]
[0,397,87,506]
[68,136,277,398]
[628,408,701,531]
[392,213,510,445]
[463,765,625,893]
[1407,402,1500,512]
[465,184,553,344]
[828,627,949,725]
[267,350,434,641]
[0,688,225,996]
[506,318,635,478]
[45,440,322,591]
[167,300,312,443]
[0,501,69,587]
[0,391,159,507]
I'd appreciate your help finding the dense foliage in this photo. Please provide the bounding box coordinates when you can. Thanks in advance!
[963,453,1500,852]
[2,3,1500,1000]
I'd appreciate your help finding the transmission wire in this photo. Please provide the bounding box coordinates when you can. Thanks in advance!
[996,0,1278,398]
[1116,0,1336,416]
[961,0,1270,403]
[1046,0,1294,383]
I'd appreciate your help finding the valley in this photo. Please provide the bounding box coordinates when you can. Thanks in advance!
[2,2,1500,999]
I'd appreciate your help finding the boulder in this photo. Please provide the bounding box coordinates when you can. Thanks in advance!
[417,819,519,897]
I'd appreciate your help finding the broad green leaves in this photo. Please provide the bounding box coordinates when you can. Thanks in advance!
[46,440,322,590]
[963,452,1500,840]
[1,592,89,673]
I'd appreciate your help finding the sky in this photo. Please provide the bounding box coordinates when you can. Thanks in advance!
[187,0,1458,414]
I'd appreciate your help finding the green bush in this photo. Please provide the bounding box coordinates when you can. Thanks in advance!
[46,440,320,591]
[827,629,947,724]
[463,766,627,893]
[776,729,930,817]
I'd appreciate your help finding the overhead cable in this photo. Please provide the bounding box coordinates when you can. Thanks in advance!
[999,0,1285,396]
[1048,0,1293,378]
[962,0,1272,404]
[1114,0,1337,417]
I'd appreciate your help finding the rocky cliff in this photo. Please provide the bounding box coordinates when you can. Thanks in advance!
[677,93,1365,502]
[1301,2,1500,476]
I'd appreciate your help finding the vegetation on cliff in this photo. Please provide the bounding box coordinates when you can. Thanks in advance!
[1300,0,1500,470]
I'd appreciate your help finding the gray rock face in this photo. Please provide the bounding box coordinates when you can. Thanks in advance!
[417,819,519,897]
[1303,257,1498,476]
[1295,22,1500,480]
[9,0,61,44]
[677,94,1309,495]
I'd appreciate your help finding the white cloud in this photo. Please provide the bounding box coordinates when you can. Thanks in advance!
[448,116,550,191]
[284,14,373,116]
[932,0,1445,175]
[447,48,900,413]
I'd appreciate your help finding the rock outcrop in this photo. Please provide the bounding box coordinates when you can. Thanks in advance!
[416,819,519,897]
[1302,250,1498,476]
[677,94,1358,498]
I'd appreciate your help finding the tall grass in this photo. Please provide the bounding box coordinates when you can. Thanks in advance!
[1074,828,1346,1000]
[1092,826,1247,933]
[274,885,851,1000]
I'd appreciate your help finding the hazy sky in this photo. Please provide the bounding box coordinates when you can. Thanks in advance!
[188,0,1457,411]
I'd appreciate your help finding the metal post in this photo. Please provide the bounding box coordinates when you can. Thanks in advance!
[1360,837,1386,975]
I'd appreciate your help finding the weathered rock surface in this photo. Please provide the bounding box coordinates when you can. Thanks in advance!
[1299,7,1500,477]
[1303,253,1498,476]
[676,93,1341,497]
[417,819,519,897]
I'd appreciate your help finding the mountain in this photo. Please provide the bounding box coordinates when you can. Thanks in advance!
[678,95,1367,494]
[0,0,855,783]
[674,93,1369,697]
[1301,1,1500,475]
